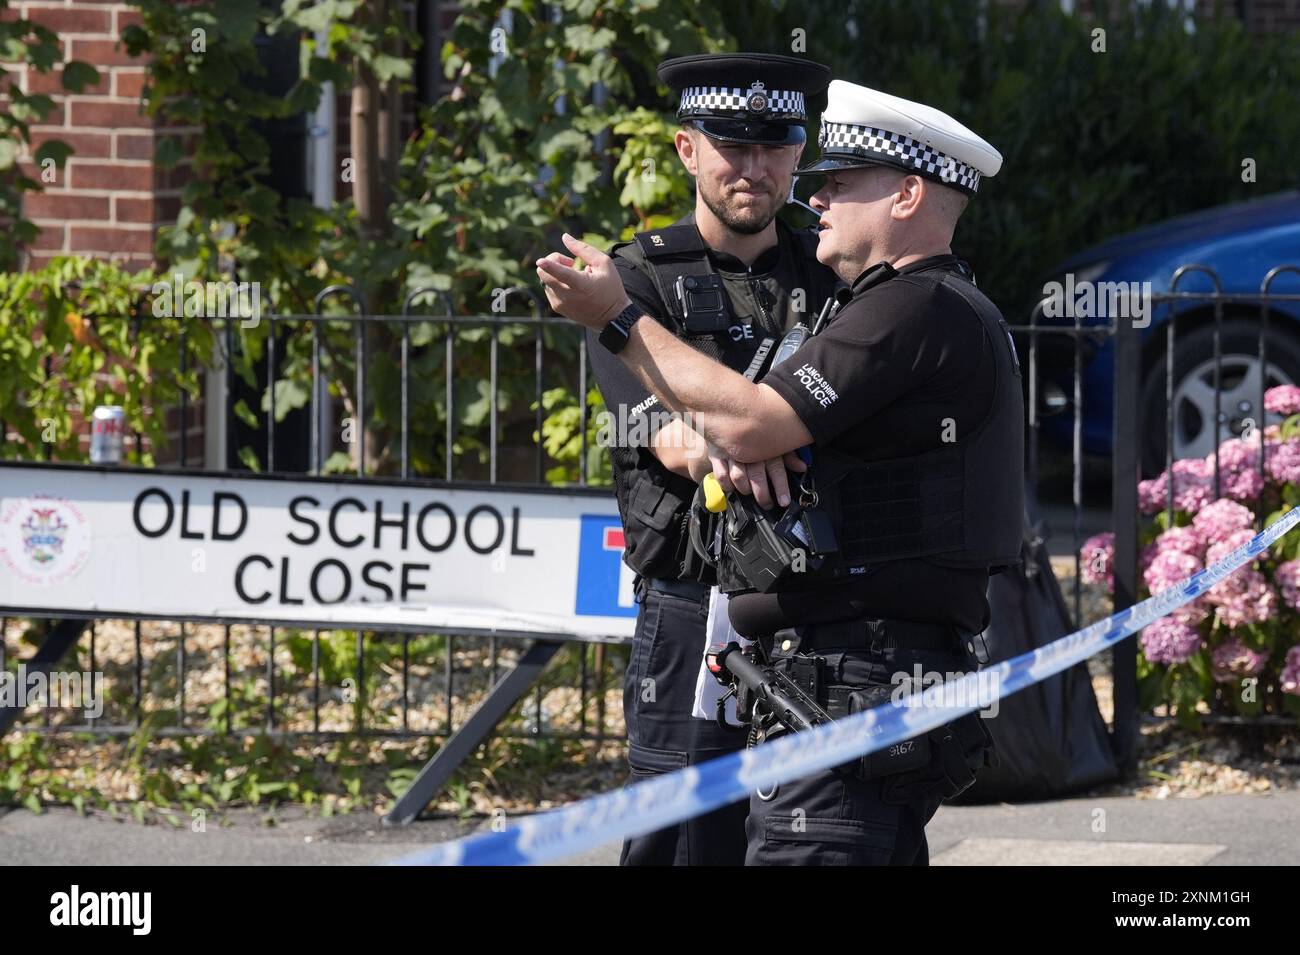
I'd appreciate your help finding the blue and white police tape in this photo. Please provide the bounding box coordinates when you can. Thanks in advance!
[393,506,1300,867]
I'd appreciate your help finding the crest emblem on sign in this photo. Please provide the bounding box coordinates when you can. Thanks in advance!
[22,507,67,565]
[745,81,768,114]
[0,494,91,586]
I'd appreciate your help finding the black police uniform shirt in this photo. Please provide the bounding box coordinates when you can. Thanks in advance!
[587,215,820,439]
[727,255,998,637]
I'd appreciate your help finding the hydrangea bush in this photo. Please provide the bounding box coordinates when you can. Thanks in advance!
[1079,385,1300,727]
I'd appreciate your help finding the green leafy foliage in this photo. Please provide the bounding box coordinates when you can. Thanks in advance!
[730,0,1300,318]
[536,385,611,485]
[112,0,721,481]
[0,257,210,465]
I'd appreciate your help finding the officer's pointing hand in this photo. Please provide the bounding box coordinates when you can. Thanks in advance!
[536,234,631,329]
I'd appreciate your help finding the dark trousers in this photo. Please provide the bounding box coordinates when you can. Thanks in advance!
[744,640,976,866]
[619,586,749,866]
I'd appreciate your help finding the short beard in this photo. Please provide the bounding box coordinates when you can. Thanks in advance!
[698,183,780,236]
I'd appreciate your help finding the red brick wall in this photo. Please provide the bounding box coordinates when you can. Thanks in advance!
[15,1,192,272]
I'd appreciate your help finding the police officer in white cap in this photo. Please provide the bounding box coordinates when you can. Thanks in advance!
[538,80,1023,865]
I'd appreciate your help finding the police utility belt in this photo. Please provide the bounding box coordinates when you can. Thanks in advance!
[705,633,996,798]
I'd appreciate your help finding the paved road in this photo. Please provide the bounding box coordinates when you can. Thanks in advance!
[4,789,1296,865]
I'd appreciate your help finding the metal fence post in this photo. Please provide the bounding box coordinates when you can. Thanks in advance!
[1111,304,1141,775]
[311,285,367,474]
[401,287,455,481]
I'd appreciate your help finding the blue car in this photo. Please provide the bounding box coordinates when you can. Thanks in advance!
[1030,190,1300,477]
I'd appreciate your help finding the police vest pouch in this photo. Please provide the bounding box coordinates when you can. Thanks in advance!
[845,685,934,780]
[873,712,995,805]
[620,468,696,578]
[719,488,832,593]
[827,445,965,563]
[719,496,795,594]
[931,712,994,799]
[628,473,684,531]
[778,506,839,557]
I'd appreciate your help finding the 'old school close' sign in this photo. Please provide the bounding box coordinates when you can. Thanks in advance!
[0,464,637,641]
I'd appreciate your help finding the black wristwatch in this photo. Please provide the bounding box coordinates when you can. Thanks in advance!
[598,302,643,354]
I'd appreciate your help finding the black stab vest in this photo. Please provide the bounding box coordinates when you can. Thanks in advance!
[605,216,840,583]
[819,267,1024,576]
[716,258,1025,593]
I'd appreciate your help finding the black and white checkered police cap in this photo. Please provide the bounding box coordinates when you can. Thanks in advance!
[657,53,831,147]
[795,81,1002,196]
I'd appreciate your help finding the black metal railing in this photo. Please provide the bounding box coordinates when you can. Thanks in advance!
[8,265,1300,768]
[0,615,619,743]
[1015,264,1300,762]
[2,298,622,750]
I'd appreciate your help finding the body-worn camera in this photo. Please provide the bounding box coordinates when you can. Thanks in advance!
[675,274,732,334]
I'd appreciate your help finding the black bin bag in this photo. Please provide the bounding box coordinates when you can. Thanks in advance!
[949,510,1119,803]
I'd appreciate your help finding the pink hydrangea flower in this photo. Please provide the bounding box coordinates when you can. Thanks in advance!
[1171,596,1212,627]
[1192,499,1255,539]
[1079,531,1115,589]
[1139,617,1203,665]
[1205,568,1277,629]
[1275,560,1300,612]
[1143,549,1201,596]
[1138,458,1219,516]
[1210,638,1269,682]
[1281,646,1300,696]
[1139,540,1157,573]
[1205,528,1258,568]
[1214,435,1260,471]
[1173,459,1216,512]
[1138,474,1168,515]
[1265,438,1300,487]
[1156,525,1206,559]
[1263,384,1300,415]
[1183,436,1267,502]
[1135,529,1211,624]
[1221,467,1265,502]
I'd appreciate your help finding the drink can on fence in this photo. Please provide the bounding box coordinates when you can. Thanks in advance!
[90,405,126,464]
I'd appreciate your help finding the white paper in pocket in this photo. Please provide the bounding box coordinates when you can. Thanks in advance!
[691,587,752,725]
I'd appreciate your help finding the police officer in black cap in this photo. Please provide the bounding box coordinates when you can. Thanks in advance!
[551,53,838,866]
[538,80,1023,865]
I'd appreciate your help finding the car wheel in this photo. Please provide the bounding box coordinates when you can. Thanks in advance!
[1139,320,1300,478]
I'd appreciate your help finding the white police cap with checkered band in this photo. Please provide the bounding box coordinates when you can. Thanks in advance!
[795,81,1001,196]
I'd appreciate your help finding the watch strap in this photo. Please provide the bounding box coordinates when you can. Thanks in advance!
[598,302,643,354]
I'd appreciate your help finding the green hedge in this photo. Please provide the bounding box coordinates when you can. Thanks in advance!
[724,0,1300,318]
